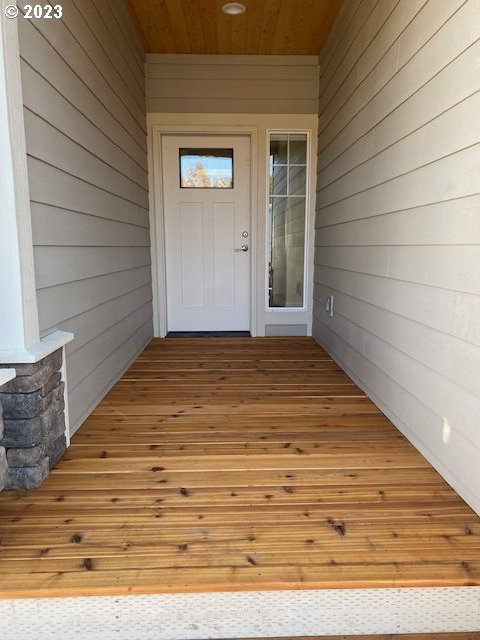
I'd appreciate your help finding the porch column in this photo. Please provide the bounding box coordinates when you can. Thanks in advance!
[0,4,73,489]
[0,0,39,358]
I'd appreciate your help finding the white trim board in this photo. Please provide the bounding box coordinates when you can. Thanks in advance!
[146,53,319,65]
[0,330,74,364]
[2,588,479,639]
[0,0,40,353]
[147,113,318,338]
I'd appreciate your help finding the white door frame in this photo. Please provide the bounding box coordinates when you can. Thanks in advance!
[148,124,258,337]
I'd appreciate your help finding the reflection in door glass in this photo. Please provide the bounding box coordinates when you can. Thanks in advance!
[268,133,307,308]
[180,148,233,188]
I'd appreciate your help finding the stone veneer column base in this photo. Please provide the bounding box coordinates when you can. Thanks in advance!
[0,349,67,489]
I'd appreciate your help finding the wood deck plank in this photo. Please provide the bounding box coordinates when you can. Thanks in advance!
[3,562,480,598]
[1,337,479,598]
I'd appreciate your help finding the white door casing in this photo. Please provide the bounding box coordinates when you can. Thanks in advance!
[162,135,251,331]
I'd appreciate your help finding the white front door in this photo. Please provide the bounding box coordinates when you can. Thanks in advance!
[162,135,251,331]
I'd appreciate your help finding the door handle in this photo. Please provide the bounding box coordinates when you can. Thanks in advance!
[235,244,249,252]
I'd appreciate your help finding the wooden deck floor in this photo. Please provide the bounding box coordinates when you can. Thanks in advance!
[1,337,479,598]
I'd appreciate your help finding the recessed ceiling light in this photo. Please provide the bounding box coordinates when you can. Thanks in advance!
[222,3,246,15]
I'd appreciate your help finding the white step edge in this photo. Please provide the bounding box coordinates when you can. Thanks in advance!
[2,587,479,639]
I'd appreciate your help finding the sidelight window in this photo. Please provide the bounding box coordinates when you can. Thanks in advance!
[267,133,308,308]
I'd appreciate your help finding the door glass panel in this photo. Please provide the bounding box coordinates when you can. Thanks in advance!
[180,148,233,188]
[268,133,307,308]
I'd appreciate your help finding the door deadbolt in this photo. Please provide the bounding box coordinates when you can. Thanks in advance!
[242,231,249,238]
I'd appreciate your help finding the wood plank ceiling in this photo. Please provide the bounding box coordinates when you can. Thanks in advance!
[126,0,344,55]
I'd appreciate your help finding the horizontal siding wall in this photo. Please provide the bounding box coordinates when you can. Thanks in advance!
[18,0,153,434]
[314,0,480,512]
[146,54,319,113]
